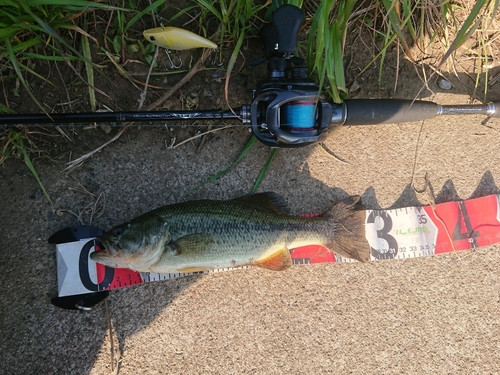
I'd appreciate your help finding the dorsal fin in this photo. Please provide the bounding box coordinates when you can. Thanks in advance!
[232,192,290,215]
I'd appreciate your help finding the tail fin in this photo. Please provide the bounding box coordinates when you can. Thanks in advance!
[323,196,370,262]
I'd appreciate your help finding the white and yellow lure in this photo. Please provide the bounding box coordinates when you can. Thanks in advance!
[143,27,217,50]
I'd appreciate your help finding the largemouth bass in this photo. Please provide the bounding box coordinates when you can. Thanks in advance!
[90,193,369,273]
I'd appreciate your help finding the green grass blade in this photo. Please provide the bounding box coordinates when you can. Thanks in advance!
[26,12,92,64]
[3,37,47,114]
[381,0,413,60]
[252,148,277,193]
[168,5,198,23]
[81,17,96,112]
[331,21,346,94]
[0,140,14,163]
[27,0,124,10]
[124,0,167,32]
[20,52,75,61]
[306,6,319,72]
[224,28,244,101]
[438,0,487,67]
[7,130,53,207]
[10,38,39,53]
[196,0,223,21]
[401,0,417,43]
[186,135,257,196]
[0,104,16,114]
[283,0,303,7]
[378,23,391,87]
[1,0,21,7]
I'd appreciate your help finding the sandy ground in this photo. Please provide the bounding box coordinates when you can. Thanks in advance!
[1,87,500,374]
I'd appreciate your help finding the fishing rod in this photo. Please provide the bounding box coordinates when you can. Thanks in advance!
[1,5,499,148]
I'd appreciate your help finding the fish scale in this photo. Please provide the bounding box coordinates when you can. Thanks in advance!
[134,205,335,271]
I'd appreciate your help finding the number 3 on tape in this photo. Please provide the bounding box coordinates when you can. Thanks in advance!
[365,194,500,260]
[366,207,439,260]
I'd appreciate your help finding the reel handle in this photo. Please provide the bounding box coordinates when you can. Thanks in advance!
[260,4,303,57]
[271,4,304,54]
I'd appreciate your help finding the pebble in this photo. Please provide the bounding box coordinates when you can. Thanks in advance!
[438,78,452,90]
[349,80,360,93]
[100,124,112,134]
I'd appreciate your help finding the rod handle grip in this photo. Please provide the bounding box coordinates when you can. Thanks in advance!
[343,99,438,125]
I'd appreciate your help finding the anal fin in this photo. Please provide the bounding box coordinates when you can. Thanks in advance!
[253,247,292,271]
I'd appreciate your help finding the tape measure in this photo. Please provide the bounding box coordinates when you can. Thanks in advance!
[51,194,500,308]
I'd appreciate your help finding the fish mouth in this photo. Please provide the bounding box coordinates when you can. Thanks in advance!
[90,238,121,262]
[90,248,112,261]
[89,247,127,269]
[97,235,121,254]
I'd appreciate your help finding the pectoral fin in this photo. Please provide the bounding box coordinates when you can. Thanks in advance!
[172,233,213,255]
[253,247,292,271]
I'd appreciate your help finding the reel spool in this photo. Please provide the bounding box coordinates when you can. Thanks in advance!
[250,89,333,148]
[281,100,317,130]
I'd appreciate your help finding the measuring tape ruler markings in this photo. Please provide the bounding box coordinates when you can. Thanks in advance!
[55,194,500,298]
[363,193,500,261]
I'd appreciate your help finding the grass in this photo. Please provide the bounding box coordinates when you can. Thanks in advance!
[189,0,498,104]
[194,0,270,104]
[2,0,497,110]
[0,0,126,114]
[300,0,498,102]
[185,135,277,196]
[2,0,496,110]
[0,0,131,206]
[0,128,53,208]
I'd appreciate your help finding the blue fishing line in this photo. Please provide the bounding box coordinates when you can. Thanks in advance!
[282,102,316,129]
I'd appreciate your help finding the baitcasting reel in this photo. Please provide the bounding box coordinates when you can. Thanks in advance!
[247,4,334,147]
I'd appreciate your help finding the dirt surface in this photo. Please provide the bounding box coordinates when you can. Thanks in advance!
[1,5,500,375]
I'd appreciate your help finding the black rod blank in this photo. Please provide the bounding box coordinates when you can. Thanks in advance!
[0,109,243,126]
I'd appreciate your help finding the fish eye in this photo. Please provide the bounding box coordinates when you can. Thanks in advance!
[150,36,156,42]
[112,227,124,236]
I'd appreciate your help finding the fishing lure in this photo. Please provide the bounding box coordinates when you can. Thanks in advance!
[143,27,217,50]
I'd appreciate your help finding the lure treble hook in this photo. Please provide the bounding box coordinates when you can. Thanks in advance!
[164,49,182,69]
